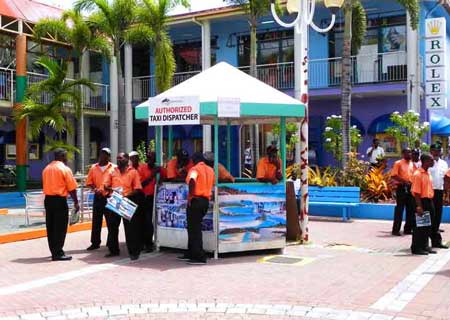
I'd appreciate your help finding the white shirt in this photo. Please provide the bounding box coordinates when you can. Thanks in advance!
[244,148,253,165]
[429,158,448,190]
[366,146,385,164]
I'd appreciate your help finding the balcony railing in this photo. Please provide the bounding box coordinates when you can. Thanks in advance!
[0,68,109,112]
[132,51,408,101]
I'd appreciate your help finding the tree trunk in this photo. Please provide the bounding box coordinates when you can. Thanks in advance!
[116,47,127,154]
[341,0,353,168]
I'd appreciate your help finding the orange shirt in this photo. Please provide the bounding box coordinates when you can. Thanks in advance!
[218,163,235,182]
[42,161,78,197]
[166,158,194,180]
[391,159,415,183]
[86,162,115,189]
[186,162,215,199]
[411,168,434,199]
[137,163,158,196]
[256,157,281,180]
[103,166,142,197]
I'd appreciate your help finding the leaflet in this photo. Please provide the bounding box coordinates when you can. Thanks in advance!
[106,191,137,221]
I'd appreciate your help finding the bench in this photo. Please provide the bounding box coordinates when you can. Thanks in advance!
[25,189,94,226]
[308,186,360,221]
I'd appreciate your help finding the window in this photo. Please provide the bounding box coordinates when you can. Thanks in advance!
[238,30,294,66]
[173,39,217,72]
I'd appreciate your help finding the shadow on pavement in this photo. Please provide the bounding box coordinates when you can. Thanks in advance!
[12,256,52,264]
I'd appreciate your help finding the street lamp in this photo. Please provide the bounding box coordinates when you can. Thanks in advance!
[270,0,343,242]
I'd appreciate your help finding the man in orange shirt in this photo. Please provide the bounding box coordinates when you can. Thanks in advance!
[137,151,164,252]
[257,145,282,184]
[391,148,416,236]
[103,152,143,260]
[165,149,194,182]
[411,153,436,255]
[203,152,235,183]
[85,148,114,251]
[42,148,79,261]
[177,152,215,265]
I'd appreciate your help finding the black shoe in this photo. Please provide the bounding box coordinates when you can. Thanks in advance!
[86,244,100,251]
[104,252,120,258]
[403,230,412,235]
[392,231,402,236]
[177,255,191,261]
[427,249,437,254]
[433,243,449,249]
[186,259,207,265]
[439,229,445,233]
[52,255,72,261]
[143,246,154,253]
[411,250,428,255]
[130,254,139,261]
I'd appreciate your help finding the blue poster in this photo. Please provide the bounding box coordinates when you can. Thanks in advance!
[155,183,213,231]
[218,184,286,244]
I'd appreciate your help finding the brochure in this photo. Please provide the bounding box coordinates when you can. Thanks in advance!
[416,211,431,227]
[106,191,137,221]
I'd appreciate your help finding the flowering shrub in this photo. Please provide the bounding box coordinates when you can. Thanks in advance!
[323,114,362,163]
[386,110,429,149]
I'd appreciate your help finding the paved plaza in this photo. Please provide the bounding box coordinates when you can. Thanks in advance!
[0,218,449,320]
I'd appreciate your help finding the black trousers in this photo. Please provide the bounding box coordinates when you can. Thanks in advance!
[393,185,415,233]
[187,197,209,260]
[432,190,444,246]
[90,195,107,246]
[44,196,69,258]
[122,192,145,256]
[411,198,433,253]
[105,208,121,254]
[142,195,154,249]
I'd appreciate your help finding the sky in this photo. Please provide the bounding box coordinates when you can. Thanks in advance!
[35,0,230,14]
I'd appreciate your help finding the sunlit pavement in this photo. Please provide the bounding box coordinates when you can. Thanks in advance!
[0,217,449,320]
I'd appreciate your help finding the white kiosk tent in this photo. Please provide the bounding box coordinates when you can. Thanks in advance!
[135,62,305,257]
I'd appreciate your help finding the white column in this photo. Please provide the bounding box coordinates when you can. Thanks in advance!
[125,44,133,152]
[407,11,420,113]
[201,20,212,152]
[78,50,90,173]
[110,56,119,161]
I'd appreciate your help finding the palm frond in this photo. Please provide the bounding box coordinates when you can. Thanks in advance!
[125,25,155,45]
[33,18,70,43]
[154,33,175,93]
[44,137,80,160]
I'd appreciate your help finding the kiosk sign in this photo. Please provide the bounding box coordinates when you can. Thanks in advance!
[425,18,447,109]
[148,96,200,126]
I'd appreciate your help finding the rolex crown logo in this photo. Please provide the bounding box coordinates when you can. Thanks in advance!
[428,20,442,35]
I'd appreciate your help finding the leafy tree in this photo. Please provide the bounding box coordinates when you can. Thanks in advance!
[340,0,419,168]
[14,57,94,159]
[386,110,429,150]
[75,0,145,152]
[130,0,190,93]
[33,9,110,171]
[323,114,362,164]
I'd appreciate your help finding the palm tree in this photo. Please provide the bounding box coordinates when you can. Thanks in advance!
[130,0,189,94]
[14,57,95,159]
[74,0,146,155]
[225,0,280,78]
[340,0,419,167]
[33,10,111,172]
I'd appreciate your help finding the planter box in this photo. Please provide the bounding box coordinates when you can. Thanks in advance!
[309,202,450,223]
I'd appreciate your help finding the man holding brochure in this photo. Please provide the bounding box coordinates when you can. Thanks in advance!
[411,154,436,255]
[103,152,143,260]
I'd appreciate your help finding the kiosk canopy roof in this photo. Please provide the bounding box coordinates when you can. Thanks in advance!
[135,62,305,123]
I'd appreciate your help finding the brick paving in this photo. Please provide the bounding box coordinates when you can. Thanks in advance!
[0,218,449,319]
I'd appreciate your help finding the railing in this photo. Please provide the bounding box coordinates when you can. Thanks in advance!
[0,68,109,112]
[132,51,408,100]
[132,70,200,102]
[0,68,14,103]
[27,72,109,112]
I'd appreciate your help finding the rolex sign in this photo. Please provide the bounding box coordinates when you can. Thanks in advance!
[425,18,447,109]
